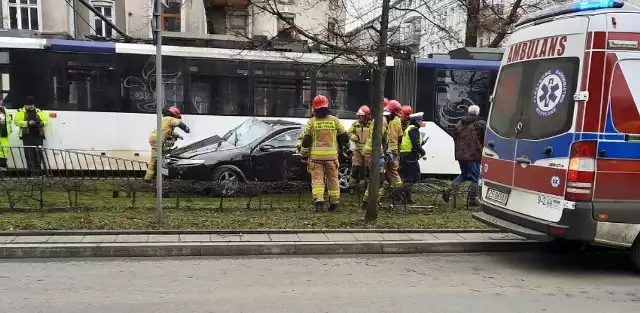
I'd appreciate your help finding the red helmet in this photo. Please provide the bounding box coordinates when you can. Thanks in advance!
[386,100,402,115]
[312,95,329,110]
[168,106,182,119]
[383,98,390,108]
[401,105,413,120]
[357,105,371,118]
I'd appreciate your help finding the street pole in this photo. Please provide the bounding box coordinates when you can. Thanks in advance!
[154,0,164,224]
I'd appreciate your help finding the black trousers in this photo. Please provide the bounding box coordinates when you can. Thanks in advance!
[22,137,45,176]
[399,153,421,184]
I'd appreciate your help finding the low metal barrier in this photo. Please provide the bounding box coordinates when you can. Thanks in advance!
[1,146,148,180]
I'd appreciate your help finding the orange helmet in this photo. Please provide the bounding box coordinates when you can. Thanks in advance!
[312,95,329,110]
[357,105,371,118]
[168,106,182,119]
[386,100,402,116]
[401,105,413,120]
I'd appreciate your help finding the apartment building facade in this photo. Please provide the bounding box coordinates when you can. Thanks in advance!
[0,0,345,41]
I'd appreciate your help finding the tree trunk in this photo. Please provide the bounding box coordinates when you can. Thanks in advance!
[465,0,480,47]
[365,0,391,222]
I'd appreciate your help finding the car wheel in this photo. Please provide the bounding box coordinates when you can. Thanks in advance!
[631,236,640,272]
[212,166,244,196]
[338,164,351,192]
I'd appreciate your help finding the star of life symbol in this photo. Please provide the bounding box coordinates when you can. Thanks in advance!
[550,175,560,188]
[534,69,567,117]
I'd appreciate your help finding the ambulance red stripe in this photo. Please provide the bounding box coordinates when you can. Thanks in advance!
[597,159,640,172]
[594,172,640,200]
[513,165,566,197]
[481,157,513,186]
[582,51,605,132]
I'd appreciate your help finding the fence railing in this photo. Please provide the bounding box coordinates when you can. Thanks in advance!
[1,146,147,180]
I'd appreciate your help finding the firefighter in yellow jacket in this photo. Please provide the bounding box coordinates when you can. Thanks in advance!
[383,100,404,196]
[300,95,349,212]
[144,106,191,182]
[361,98,390,208]
[0,98,12,173]
[348,105,371,188]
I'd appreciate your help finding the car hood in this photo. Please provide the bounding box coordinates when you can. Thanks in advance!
[170,135,240,159]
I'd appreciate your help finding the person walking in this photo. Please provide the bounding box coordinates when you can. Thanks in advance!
[14,96,49,177]
[144,106,191,182]
[348,105,371,189]
[442,105,486,206]
[300,95,349,212]
[399,112,427,203]
[0,97,12,174]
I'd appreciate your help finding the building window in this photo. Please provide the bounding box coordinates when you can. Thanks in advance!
[276,13,295,39]
[277,13,295,33]
[162,0,182,32]
[4,0,41,31]
[91,1,115,37]
[327,19,336,42]
[228,11,248,37]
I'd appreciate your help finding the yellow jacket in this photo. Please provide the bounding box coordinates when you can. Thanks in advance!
[14,107,49,139]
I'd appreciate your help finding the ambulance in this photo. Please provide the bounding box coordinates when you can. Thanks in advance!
[472,0,640,269]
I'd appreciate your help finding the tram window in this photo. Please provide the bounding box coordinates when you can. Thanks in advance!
[7,50,49,109]
[46,53,119,112]
[187,58,250,116]
[120,54,185,114]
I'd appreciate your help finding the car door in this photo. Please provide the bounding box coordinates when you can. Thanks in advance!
[250,129,303,182]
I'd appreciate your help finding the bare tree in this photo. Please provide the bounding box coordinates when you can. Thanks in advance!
[246,0,397,221]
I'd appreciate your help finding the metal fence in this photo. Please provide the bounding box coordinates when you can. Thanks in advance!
[0,146,475,211]
[1,146,147,180]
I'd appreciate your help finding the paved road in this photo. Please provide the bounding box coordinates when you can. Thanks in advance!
[1,252,639,313]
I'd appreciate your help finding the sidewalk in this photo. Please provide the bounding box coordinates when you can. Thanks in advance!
[0,231,544,258]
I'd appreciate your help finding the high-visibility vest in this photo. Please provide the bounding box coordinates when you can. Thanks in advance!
[363,119,388,153]
[400,125,422,153]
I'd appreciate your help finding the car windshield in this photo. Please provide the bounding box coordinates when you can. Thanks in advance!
[222,117,273,147]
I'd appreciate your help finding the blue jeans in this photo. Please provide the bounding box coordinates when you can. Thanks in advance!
[452,160,481,186]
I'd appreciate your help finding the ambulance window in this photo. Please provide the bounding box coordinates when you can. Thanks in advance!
[519,57,579,140]
[488,64,525,138]
[610,60,640,134]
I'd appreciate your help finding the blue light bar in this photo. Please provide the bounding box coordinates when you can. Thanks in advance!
[577,0,622,10]
[516,0,625,27]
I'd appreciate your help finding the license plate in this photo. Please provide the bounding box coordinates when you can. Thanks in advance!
[537,195,563,211]
[486,188,509,205]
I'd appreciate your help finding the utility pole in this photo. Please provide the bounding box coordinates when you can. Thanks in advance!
[154,0,164,224]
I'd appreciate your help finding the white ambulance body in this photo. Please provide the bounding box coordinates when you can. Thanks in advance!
[472,0,640,270]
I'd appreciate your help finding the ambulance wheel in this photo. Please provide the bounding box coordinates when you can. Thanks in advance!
[631,235,640,272]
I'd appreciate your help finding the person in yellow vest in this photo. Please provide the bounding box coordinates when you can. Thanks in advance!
[382,100,404,197]
[400,112,427,203]
[300,95,349,212]
[361,98,390,209]
[14,96,49,177]
[144,106,191,182]
[348,105,371,189]
[0,97,12,174]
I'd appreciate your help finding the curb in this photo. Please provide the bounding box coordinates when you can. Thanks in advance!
[0,228,498,236]
[0,240,545,259]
